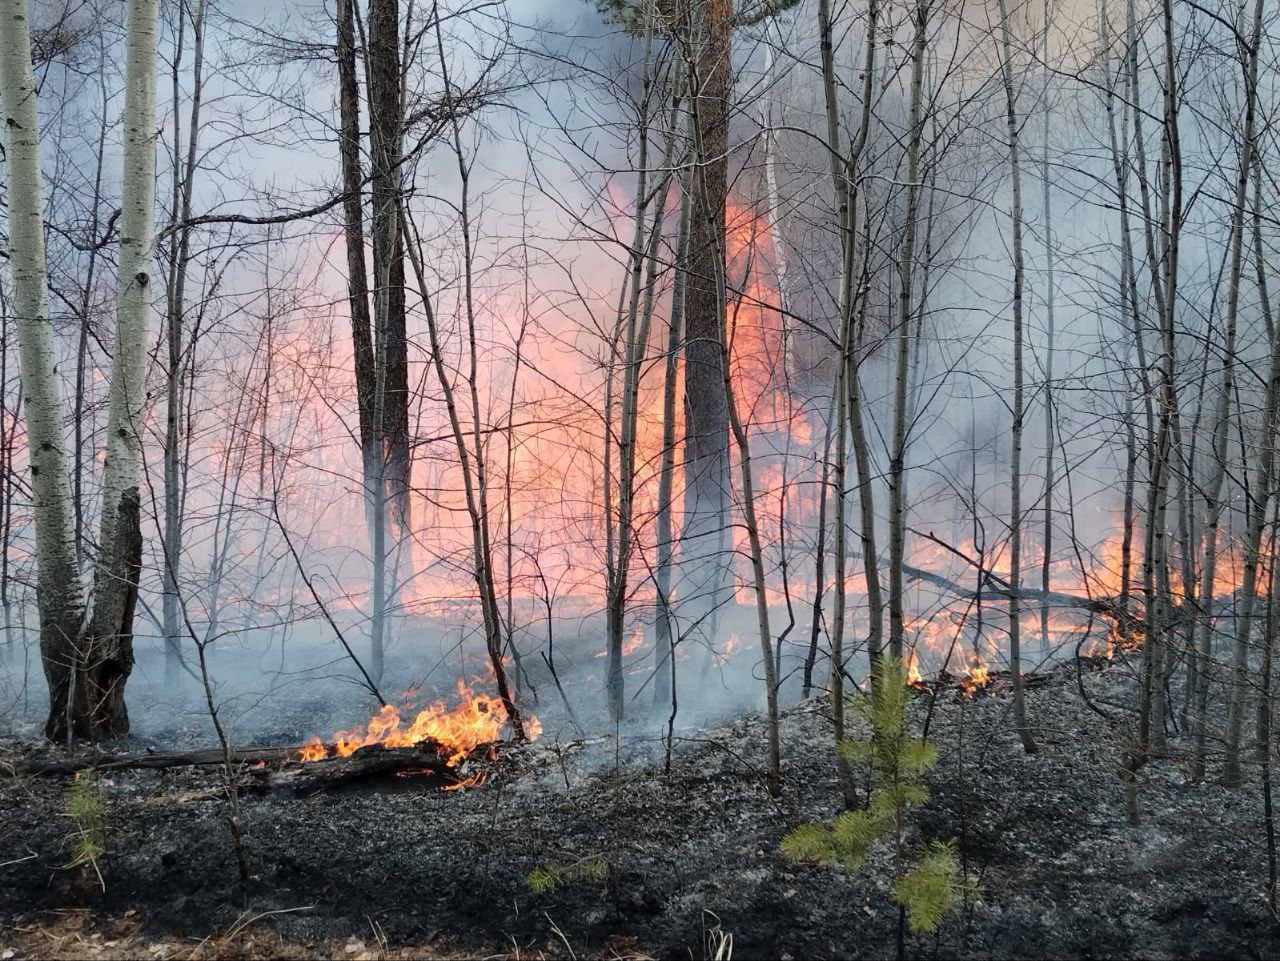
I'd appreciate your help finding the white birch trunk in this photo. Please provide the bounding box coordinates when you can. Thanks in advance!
[98,0,161,565]
[0,0,86,731]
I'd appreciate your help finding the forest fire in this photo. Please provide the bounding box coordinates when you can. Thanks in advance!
[5,0,1279,951]
[298,680,540,765]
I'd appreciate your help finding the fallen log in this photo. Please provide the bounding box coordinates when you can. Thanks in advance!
[8,745,309,777]
[903,529,1131,621]
[244,744,462,794]
[7,741,467,790]
[910,668,1054,698]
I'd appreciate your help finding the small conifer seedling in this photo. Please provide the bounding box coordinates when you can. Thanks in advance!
[783,656,975,951]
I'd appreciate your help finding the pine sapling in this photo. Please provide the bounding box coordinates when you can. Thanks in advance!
[783,657,975,951]
[66,774,108,891]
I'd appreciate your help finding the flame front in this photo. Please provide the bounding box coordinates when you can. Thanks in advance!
[298,679,538,765]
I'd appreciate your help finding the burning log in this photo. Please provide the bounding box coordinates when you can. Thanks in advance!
[909,667,1053,698]
[244,743,468,794]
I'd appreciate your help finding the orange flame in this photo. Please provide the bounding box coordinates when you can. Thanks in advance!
[297,679,537,765]
[959,656,990,696]
[595,625,646,659]
[906,651,927,690]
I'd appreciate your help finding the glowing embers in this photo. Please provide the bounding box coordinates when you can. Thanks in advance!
[298,678,540,766]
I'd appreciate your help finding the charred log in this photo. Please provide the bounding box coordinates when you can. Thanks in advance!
[10,741,465,789]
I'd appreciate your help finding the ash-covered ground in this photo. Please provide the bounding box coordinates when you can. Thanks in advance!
[1,650,1277,960]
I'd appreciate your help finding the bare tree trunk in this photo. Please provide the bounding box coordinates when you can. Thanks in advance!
[760,32,797,385]
[996,0,1037,754]
[73,35,112,572]
[654,164,692,709]
[336,0,379,655]
[607,15,657,722]
[818,0,879,808]
[1038,0,1056,656]
[804,389,836,698]
[365,0,410,687]
[41,0,162,742]
[0,290,13,657]
[400,11,527,739]
[887,0,930,664]
[722,326,781,792]
[1258,498,1279,767]
[1133,0,1184,805]
[162,0,210,689]
[0,0,85,736]
[680,0,733,656]
[1220,0,1266,786]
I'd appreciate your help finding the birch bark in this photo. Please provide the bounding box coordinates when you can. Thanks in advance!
[0,0,85,737]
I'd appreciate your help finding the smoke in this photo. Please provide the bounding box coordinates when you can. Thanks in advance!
[2,0,1275,751]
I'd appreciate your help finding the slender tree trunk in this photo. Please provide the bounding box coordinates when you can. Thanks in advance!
[162,0,210,689]
[1133,0,1183,803]
[336,0,379,629]
[818,0,879,808]
[996,0,1037,754]
[1258,500,1279,767]
[404,12,526,739]
[654,163,692,709]
[607,16,657,721]
[73,36,112,572]
[804,389,836,698]
[1038,0,1056,656]
[722,328,781,792]
[760,32,797,385]
[1220,0,1265,786]
[1099,0,1150,654]
[887,0,930,663]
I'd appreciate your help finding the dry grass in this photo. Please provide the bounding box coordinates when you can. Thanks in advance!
[0,909,661,961]
[2,909,456,960]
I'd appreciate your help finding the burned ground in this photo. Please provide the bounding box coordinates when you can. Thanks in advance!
[1,655,1276,960]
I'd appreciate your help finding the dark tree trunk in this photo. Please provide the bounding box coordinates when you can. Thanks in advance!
[368,0,411,539]
[45,490,142,743]
[681,0,732,648]
[337,0,376,487]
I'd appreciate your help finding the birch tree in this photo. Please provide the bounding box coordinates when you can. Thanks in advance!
[0,0,85,735]
[0,0,162,741]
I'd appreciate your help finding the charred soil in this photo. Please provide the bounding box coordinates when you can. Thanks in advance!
[1,655,1276,960]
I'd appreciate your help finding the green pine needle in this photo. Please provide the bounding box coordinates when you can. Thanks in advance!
[895,842,975,934]
[66,776,107,872]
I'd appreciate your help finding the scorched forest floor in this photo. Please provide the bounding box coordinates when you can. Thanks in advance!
[1,654,1276,960]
